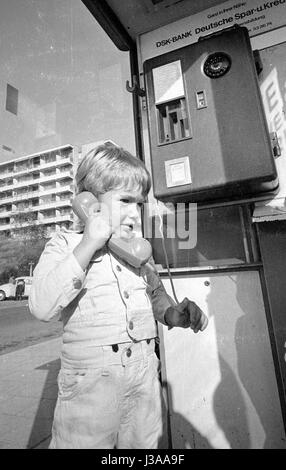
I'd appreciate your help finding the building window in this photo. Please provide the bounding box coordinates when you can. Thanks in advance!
[6,84,18,115]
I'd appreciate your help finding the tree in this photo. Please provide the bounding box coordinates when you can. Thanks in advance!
[0,212,49,281]
[0,265,18,285]
[17,237,47,275]
[10,211,48,241]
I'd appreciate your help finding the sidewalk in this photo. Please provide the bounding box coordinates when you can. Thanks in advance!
[0,337,61,449]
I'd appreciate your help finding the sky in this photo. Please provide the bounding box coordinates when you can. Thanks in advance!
[0,0,135,162]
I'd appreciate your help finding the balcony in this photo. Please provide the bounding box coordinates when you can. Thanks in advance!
[15,156,73,176]
[4,213,74,230]
[0,223,11,231]
[0,170,73,192]
[0,209,13,218]
[0,154,74,180]
[39,214,74,225]
[8,199,72,216]
[0,184,74,205]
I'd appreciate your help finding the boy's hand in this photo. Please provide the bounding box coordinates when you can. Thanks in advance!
[82,202,113,250]
[164,297,208,333]
[74,203,113,271]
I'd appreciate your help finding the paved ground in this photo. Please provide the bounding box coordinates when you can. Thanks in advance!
[0,337,61,449]
[0,300,62,356]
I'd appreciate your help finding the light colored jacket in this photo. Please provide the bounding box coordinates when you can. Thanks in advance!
[29,231,173,367]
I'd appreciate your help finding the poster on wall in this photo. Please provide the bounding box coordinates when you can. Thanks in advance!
[253,42,286,221]
[139,0,286,61]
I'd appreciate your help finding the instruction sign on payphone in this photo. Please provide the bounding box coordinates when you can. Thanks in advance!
[143,26,278,203]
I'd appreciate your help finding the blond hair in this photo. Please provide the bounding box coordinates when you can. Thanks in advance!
[75,142,151,198]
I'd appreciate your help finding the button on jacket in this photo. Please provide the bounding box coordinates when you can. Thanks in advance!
[29,231,173,367]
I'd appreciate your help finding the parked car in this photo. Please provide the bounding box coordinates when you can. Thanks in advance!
[0,276,33,301]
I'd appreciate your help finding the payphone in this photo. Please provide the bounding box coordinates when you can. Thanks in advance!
[143,26,278,203]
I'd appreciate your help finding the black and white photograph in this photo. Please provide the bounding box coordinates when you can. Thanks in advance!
[0,0,285,452]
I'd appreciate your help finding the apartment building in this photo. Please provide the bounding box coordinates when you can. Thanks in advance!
[0,144,79,238]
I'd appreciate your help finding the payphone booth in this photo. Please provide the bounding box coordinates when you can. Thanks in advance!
[82,0,286,449]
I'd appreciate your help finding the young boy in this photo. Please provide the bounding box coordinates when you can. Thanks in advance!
[29,142,208,449]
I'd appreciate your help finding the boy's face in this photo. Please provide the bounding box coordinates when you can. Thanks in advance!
[98,187,145,239]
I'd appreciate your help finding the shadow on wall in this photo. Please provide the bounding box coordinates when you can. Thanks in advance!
[207,275,251,449]
[212,355,250,449]
[161,381,214,449]
[209,272,284,449]
[233,274,285,449]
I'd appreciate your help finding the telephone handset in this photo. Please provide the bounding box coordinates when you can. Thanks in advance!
[72,191,152,268]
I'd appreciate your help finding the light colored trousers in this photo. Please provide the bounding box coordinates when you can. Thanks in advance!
[49,339,166,449]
